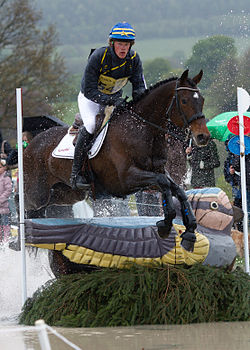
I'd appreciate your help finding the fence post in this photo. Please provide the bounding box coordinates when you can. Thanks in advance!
[35,319,51,350]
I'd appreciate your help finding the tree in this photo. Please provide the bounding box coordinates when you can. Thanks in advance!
[205,45,250,116]
[0,0,67,130]
[206,57,239,114]
[143,58,172,87]
[238,47,250,93]
[185,35,237,90]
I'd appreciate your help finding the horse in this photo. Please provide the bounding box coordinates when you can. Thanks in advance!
[23,69,210,253]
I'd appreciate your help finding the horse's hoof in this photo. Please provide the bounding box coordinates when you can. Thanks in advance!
[8,237,21,251]
[156,219,172,238]
[180,231,196,252]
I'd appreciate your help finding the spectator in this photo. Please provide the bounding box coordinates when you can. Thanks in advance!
[0,130,13,167]
[224,141,242,230]
[7,131,34,167]
[224,139,241,207]
[0,162,12,244]
[229,151,250,225]
[186,138,220,188]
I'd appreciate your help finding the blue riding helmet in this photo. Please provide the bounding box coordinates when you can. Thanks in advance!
[109,22,136,40]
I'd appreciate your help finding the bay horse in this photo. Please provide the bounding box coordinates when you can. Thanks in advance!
[23,69,210,252]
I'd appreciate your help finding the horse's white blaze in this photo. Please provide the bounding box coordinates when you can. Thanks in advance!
[193,92,199,99]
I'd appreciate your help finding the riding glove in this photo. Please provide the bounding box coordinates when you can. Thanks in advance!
[113,97,126,108]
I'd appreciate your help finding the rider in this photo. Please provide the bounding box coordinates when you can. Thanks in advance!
[70,21,147,190]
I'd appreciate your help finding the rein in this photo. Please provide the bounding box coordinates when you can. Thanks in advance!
[129,110,189,142]
[92,80,203,144]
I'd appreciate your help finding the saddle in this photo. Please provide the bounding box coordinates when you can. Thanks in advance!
[69,106,115,145]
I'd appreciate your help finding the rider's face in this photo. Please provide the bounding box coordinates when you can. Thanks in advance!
[113,41,130,59]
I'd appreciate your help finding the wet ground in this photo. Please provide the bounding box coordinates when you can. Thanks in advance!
[0,322,250,350]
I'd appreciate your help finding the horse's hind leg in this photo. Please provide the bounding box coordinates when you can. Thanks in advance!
[24,173,51,211]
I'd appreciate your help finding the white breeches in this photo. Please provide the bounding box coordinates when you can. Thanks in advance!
[78,91,101,134]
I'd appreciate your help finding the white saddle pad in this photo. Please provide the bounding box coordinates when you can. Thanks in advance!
[52,124,109,160]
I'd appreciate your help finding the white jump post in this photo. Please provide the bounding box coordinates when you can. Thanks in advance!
[35,320,52,350]
[237,87,250,274]
[16,88,27,304]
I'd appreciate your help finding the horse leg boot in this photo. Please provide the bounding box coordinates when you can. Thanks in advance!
[70,126,93,190]
[156,188,176,238]
[172,185,197,252]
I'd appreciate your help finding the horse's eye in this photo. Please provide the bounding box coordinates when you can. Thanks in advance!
[210,201,219,210]
[181,98,187,104]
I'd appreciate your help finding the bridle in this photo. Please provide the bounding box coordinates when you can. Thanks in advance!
[166,80,205,127]
[127,78,204,141]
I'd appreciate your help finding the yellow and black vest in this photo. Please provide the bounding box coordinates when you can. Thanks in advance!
[90,47,137,95]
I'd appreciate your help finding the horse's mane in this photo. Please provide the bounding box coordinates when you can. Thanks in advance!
[126,76,196,108]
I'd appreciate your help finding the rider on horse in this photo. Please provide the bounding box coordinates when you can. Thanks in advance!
[70,21,147,190]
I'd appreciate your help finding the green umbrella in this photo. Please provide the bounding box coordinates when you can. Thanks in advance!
[207,111,250,142]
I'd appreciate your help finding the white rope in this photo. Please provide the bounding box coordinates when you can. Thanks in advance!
[0,323,82,350]
[45,325,82,350]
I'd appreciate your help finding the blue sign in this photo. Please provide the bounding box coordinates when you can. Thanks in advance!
[228,136,250,155]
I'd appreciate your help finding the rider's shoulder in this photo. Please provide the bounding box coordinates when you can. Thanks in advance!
[89,46,108,59]
[129,50,141,62]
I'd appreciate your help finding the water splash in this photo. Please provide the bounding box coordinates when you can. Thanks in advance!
[0,246,54,325]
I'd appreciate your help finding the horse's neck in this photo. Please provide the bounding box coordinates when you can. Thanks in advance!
[136,81,175,124]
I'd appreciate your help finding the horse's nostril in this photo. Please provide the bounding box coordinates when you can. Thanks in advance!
[196,134,209,145]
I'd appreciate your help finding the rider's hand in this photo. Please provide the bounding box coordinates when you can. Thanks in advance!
[113,97,126,108]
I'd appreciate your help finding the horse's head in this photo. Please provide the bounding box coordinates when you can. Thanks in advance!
[168,69,210,146]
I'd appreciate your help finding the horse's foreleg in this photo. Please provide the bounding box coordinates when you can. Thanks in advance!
[124,167,197,251]
[124,168,177,237]
[169,179,197,252]
[156,187,176,238]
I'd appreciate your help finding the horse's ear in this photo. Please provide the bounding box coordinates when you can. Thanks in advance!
[180,69,189,83]
[192,70,203,85]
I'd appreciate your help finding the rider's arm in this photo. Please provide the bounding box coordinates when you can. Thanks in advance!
[81,48,122,106]
[129,52,147,100]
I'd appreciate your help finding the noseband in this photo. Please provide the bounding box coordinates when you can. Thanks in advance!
[166,80,205,127]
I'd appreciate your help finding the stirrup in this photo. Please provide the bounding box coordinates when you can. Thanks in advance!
[70,174,90,190]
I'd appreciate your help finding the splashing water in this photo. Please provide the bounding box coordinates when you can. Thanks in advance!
[0,245,54,325]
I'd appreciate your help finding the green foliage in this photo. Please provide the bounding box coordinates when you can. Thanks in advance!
[51,101,78,125]
[185,35,237,89]
[19,264,250,327]
[0,0,67,129]
[207,57,238,113]
[143,58,172,87]
[238,47,250,93]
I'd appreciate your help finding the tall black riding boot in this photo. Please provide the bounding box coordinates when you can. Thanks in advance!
[70,126,93,190]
